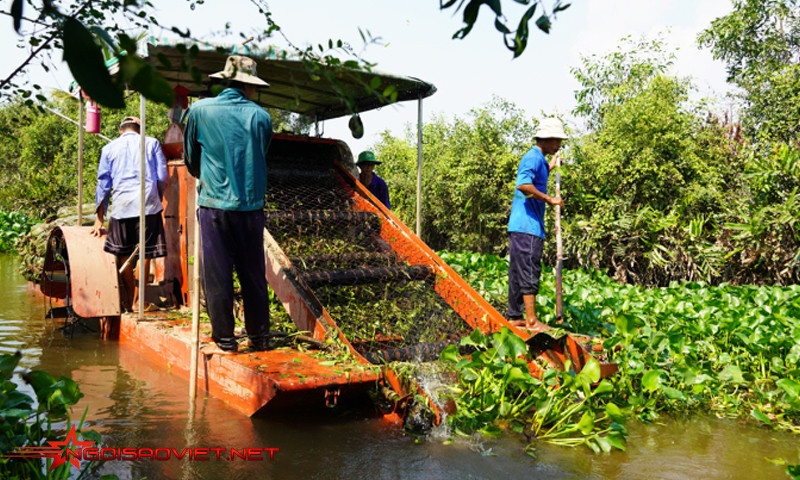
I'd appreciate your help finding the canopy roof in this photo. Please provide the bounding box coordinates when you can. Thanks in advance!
[135,36,437,121]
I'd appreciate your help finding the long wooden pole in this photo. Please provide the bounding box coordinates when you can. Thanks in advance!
[189,205,201,400]
[138,95,147,321]
[77,96,84,226]
[554,153,563,322]
[415,95,423,237]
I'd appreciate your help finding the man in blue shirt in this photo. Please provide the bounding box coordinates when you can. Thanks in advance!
[184,55,272,354]
[507,118,566,332]
[92,116,168,312]
[357,150,391,209]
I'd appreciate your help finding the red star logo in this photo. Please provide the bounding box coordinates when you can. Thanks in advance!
[46,425,96,471]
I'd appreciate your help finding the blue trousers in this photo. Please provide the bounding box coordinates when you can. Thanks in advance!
[198,207,270,350]
[507,232,544,319]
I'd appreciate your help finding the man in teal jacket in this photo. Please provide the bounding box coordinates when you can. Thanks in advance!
[184,55,272,354]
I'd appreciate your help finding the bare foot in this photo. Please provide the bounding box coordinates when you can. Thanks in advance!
[524,319,550,333]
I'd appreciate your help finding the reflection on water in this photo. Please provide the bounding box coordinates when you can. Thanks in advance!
[0,253,798,479]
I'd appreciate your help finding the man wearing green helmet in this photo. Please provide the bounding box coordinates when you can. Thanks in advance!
[356,150,391,209]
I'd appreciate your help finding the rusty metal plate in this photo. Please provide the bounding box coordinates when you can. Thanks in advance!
[59,226,121,318]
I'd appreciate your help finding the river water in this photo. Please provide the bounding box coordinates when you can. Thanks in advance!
[0,253,797,479]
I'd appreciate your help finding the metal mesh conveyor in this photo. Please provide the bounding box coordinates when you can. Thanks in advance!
[264,137,474,364]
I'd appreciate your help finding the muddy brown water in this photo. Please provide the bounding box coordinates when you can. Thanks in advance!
[0,253,797,479]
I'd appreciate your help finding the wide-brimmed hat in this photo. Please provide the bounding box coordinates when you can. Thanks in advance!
[119,116,140,128]
[357,151,381,165]
[209,55,270,87]
[534,118,567,140]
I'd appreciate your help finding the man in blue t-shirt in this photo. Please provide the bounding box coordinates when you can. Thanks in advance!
[507,118,567,332]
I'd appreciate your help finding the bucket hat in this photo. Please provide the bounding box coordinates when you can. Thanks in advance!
[357,151,381,165]
[534,118,567,140]
[209,55,270,87]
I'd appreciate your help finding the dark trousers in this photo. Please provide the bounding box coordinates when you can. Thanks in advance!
[507,232,544,319]
[198,207,270,350]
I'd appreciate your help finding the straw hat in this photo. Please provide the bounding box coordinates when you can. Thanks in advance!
[209,55,270,87]
[534,118,567,140]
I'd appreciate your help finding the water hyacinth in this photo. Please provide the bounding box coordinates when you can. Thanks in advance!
[438,251,800,456]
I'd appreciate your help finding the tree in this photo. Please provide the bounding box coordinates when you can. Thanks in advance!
[698,0,800,143]
[374,96,536,254]
[571,34,675,130]
[0,94,171,218]
[565,36,746,285]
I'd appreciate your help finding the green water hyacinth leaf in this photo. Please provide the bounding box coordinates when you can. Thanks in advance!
[480,424,503,438]
[662,386,685,400]
[440,344,460,363]
[776,378,800,398]
[577,411,595,435]
[0,350,21,378]
[3,390,33,410]
[506,366,529,384]
[593,379,614,396]
[597,435,613,453]
[494,327,527,360]
[607,431,627,451]
[642,370,662,392]
[23,370,57,399]
[718,365,745,384]
[614,314,637,337]
[751,409,773,425]
[579,357,601,383]
[605,403,625,423]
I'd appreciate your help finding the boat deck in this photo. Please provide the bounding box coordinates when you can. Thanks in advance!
[118,313,382,415]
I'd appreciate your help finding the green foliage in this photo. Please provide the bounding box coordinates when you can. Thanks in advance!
[571,34,675,129]
[439,251,508,305]
[0,95,170,219]
[0,352,112,479]
[563,33,800,286]
[441,0,571,57]
[565,71,742,284]
[722,142,800,285]
[442,252,800,436]
[698,0,800,143]
[375,96,535,254]
[440,327,627,453]
[6,0,401,116]
[0,210,37,253]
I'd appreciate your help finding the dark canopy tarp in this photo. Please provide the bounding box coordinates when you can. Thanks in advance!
[133,36,436,121]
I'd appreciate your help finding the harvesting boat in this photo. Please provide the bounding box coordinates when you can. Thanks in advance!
[38,37,617,426]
